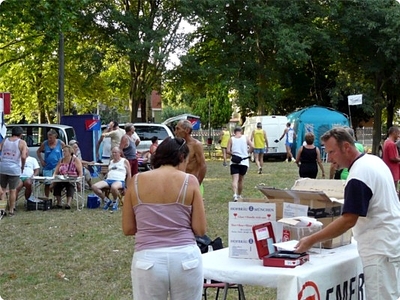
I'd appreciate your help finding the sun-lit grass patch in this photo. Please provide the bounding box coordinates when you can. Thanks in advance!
[0,159,328,299]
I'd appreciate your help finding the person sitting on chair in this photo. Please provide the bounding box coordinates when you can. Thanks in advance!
[52,145,83,209]
[16,149,40,202]
[69,139,93,189]
[91,147,131,212]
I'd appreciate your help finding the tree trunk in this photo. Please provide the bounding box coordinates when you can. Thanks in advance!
[372,100,383,155]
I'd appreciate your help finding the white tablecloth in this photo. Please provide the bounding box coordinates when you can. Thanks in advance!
[202,242,364,299]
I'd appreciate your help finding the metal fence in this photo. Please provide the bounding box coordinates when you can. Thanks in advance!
[355,127,373,150]
[193,127,374,149]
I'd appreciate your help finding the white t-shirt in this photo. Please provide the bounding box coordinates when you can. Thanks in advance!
[21,156,40,178]
[345,154,400,260]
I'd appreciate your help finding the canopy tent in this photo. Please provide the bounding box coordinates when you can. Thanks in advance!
[287,106,349,155]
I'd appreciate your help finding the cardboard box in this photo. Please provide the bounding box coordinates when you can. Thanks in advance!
[252,222,309,268]
[239,179,352,249]
[319,216,352,248]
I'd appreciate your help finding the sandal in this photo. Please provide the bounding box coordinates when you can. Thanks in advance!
[8,212,14,217]
[64,205,71,210]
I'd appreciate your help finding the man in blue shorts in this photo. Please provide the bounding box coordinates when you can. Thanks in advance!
[91,147,131,212]
[277,122,296,162]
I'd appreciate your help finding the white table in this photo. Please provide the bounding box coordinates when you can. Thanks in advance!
[33,176,85,210]
[202,243,364,299]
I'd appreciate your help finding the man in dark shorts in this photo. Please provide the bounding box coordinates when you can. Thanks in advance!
[226,127,254,201]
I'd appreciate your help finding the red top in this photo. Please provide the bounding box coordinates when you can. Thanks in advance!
[383,139,399,181]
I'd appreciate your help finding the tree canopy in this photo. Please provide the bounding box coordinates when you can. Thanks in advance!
[1,0,400,154]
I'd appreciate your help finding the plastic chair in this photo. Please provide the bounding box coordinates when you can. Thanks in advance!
[203,282,245,300]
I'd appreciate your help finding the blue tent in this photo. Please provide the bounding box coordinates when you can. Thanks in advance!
[287,105,349,155]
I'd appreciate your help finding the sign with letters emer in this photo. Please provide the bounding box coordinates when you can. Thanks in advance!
[229,202,278,259]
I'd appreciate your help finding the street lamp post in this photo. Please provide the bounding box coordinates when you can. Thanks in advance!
[57,32,64,123]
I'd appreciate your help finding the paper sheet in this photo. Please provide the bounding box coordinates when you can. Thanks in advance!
[273,240,299,251]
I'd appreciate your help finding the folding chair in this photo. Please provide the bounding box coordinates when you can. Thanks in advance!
[102,187,125,207]
[203,282,245,300]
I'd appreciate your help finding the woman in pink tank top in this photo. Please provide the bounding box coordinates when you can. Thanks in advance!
[123,137,206,300]
[52,145,83,209]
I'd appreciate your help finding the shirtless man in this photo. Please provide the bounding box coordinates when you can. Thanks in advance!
[174,120,207,186]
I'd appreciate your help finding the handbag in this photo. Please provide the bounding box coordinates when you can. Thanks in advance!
[196,235,223,284]
[195,235,223,254]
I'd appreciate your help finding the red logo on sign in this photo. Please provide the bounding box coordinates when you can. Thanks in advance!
[298,281,321,300]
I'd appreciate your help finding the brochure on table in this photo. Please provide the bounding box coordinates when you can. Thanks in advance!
[229,202,281,259]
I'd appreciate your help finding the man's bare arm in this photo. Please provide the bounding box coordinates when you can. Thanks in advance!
[194,141,207,185]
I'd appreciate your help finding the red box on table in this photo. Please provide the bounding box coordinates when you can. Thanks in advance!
[252,222,309,268]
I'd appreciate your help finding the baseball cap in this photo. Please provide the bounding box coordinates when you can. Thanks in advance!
[69,139,78,146]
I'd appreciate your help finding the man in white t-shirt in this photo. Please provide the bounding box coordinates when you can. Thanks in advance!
[102,121,125,149]
[295,127,400,299]
[16,151,40,201]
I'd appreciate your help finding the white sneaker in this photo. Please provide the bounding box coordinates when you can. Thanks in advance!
[233,195,239,202]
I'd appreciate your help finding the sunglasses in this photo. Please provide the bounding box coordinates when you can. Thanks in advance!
[175,138,186,150]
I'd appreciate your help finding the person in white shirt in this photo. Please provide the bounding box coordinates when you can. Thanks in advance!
[0,126,28,216]
[102,121,125,149]
[16,150,40,202]
[227,127,254,201]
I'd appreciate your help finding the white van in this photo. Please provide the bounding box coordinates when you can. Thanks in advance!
[242,115,288,161]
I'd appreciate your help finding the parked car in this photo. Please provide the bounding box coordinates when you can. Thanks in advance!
[133,122,175,152]
[101,122,175,153]
[5,123,77,163]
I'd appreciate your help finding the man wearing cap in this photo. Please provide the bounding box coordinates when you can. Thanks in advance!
[251,122,268,174]
[0,126,28,216]
[69,140,93,189]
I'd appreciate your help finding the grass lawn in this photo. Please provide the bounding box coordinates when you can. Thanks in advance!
[0,159,328,300]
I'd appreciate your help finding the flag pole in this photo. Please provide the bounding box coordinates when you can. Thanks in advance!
[348,104,352,127]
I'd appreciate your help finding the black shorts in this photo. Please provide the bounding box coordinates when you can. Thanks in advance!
[230,164,248,176]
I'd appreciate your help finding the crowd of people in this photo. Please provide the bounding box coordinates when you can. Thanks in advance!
[0,121,153,214]
[3,120,400,298]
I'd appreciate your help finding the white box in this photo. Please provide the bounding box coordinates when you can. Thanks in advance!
[228,202,279,259]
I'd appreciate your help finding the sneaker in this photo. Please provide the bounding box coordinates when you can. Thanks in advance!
[258,167,262,174]
[103,198,112,210]
[223,162,227,167]
[233,195,239,202]
[111,202,118,212]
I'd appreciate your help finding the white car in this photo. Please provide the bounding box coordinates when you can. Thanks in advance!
[133,122,175,152]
